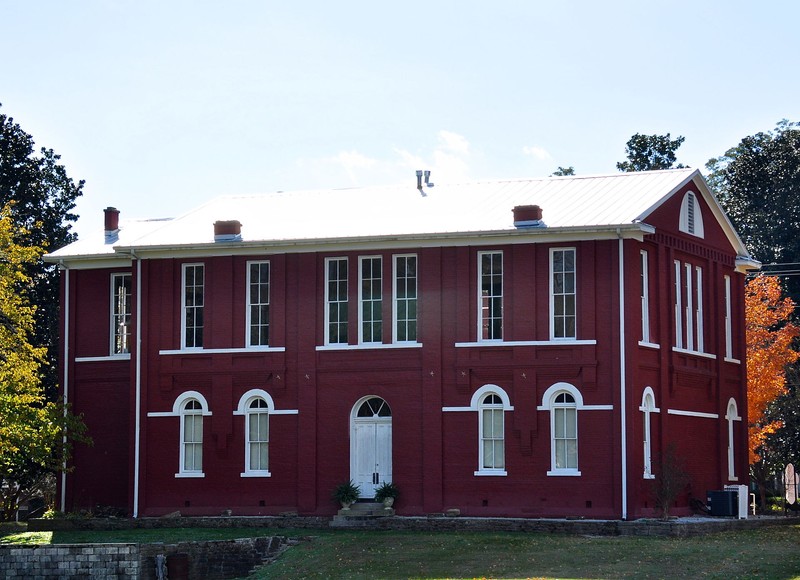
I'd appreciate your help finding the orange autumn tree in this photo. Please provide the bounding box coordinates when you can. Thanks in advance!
[746,275,800,464]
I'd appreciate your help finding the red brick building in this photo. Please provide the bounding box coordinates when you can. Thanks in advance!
[46,169,758,519]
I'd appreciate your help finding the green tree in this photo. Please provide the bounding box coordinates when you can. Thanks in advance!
[551,166,575,176]
[0,104,83,399]
[707,120,800,305]
[0,206,88,520]
[617,133,687,172]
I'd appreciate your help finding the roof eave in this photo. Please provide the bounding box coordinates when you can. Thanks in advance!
[109,223,653,258]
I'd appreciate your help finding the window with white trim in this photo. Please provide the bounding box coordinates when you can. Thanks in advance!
[552,392,578,471]
[111,273,132,355]
[245,397,269,474]
[674,260,683,349]
[182,264,204,349]
[551,248,576,339]
[724,275,733,359]
[247,261,270,347]
[479,393,505,472]
[640,250,651,344]
[359,256,383,344]
[180,399,203,474]
[394,255,417,342]
[640,389,658,479]
[674,260,705,353]
[479,251,503,340]
[325,257,348,345]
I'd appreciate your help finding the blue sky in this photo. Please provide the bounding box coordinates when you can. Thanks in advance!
[3,1,799,238]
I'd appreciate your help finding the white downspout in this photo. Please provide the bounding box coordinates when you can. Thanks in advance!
[618,234,628,520]
[133,256,142,518]
[60,265,70,513]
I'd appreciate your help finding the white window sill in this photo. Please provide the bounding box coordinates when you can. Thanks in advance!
[473,470,507,477]
[672,347,716,360]
[643,474,655,480]
[455,339,596,348]
[75,354,132,363]
[547,470,581,477]
[175,472,205,478]
[638,341,660,350]
[316,342,423,351]
[240,471,272,478]
[160,346,286,355]
[724,357,741,365]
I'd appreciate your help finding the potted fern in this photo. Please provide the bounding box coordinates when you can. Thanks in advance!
[374,481,398,508]
[332,480,361,510]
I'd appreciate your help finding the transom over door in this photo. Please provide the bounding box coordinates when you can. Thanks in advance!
[350,397,392,499]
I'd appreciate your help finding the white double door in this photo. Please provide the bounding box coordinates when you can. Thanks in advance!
[351,406,392,499]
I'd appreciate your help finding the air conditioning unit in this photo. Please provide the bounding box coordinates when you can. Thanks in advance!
[724,484,749,519]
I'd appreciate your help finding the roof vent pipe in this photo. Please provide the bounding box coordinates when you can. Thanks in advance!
[513,205,545,228]
[214,220,242,242]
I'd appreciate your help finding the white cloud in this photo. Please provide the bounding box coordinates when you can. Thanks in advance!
[297,130,475,188]
[437,130,470,156]
[522,145,552,161]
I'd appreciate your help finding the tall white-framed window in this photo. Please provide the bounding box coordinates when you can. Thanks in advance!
[695,266,704,352]
[674,260,706,354]
[685,263,694,351]
[679,191,705,238]
[182,264,204,349]
[552,393,578,471]
[479,393,505,473]
[551,248,576,339]
[359,256,383,344]
[538,383,588,476]
[726,398,741,481]
[674,260,683,349]
[110,273,132,355]
[441,385,513,477]
[640,250,651,344]
[393,254,418,343]
[180,399,204,475]
[325,257,348,345]
[478,251,503,341]
[246,261,270,347]
[245,397,269,475]
[639,387,660,479]
[724,275,734,360]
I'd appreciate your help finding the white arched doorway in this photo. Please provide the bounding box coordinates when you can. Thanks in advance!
[350,396,392,498]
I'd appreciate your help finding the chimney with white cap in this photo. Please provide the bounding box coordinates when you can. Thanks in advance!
[512,205,545,228]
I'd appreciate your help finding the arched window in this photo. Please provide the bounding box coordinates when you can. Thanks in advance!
[246,398,270,475]
[726,398,741,481]
[538,383,586,476]
[180,399,203,475]
[639,388,660,479]
[552,392,578,472]
[679,191,704,238]
[479,393,505,473]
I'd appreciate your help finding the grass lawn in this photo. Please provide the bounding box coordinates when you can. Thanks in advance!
[2,523,800,579]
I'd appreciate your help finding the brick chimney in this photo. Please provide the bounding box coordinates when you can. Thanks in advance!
[104,207,120,243]
[214,220,242,242]
[513,205,545,228]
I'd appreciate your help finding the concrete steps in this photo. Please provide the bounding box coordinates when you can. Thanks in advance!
[331,501,395,527]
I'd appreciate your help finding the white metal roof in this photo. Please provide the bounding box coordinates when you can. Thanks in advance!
[46,168,753,261]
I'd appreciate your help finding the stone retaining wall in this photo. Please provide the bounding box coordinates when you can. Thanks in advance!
[28,513,800,537]
[0,536,289,580]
